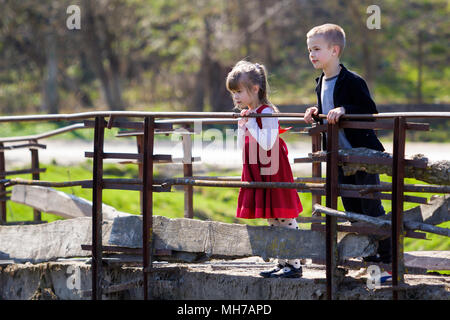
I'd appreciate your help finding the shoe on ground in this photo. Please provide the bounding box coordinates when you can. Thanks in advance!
[260,263,285,278]
[366,270,392,286]
[269,264,303,278]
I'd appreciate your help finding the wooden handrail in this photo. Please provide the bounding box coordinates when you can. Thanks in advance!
[1,111,450,124]
[0,123,86,143]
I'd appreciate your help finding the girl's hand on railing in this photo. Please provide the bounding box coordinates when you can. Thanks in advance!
[238,109,250,127]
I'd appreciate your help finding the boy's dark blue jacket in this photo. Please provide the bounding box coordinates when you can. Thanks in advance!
[315,63,385,152]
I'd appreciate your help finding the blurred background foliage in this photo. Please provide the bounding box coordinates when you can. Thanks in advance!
[0,0,448,117]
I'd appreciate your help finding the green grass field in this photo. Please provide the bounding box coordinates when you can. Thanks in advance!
[4,161,449,254]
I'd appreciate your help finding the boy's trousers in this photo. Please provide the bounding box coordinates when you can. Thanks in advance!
[338,167,391,258]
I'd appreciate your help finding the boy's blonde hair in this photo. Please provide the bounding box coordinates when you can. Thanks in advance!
[307,23,346,57]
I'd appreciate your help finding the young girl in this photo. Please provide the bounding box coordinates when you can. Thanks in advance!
[226,60,303,278]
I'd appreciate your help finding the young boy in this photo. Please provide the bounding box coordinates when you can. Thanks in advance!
[304,23,391,265]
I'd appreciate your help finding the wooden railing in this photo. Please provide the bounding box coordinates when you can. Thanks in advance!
[0,110,449,301]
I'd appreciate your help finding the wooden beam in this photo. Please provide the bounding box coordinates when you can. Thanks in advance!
[325,122,339,300]
[30,146,41,222]
[310,223,427,240]
[142,116,155,300]
[0,216,377,263]
[338,148,449,185]
[392,116,407,300]
[92,116,105,300]
[311,124,322,220]
[403,220,449,237]
[0,143,6,224]
[384,195,450,227]
[109,215,377,262]
[313,204,449,238]
[296,147,449,185]
[182,124,194,219]
[10,185,133,220]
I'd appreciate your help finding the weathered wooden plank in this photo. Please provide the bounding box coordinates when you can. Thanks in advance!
[0,216,377,263]
[0,217,112,263]
[310,223,427,239]
[2,168,47,176]
[4,188,448,264]
[313,204,391,228]
[108,215,377,262]
[1,213,448,266]
[299,148,449,185]
[386,195,450,226]
[313,204,450,237]
[404,251,450,271]
[11,185,132,220]
[404,220,450,237]
[337,148,450,185]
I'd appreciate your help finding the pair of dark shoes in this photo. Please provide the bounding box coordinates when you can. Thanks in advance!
[260,263,303,278]
[363,253,392,264]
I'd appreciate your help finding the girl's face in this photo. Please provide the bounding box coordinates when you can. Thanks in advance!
[307,35,338,70]
[230,84,259,109]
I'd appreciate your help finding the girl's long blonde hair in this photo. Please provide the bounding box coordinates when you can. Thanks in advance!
[226,60,279,113]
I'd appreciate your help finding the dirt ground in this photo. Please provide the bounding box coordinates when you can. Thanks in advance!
[1,256,449,300]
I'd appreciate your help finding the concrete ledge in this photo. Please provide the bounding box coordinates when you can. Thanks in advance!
[1,258,449,300]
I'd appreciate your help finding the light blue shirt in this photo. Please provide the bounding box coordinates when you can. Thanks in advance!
[321,75,353,149]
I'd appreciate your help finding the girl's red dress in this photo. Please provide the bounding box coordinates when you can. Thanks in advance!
[236,105,303,219]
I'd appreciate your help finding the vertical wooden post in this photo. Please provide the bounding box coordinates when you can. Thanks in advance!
[0,143,6,225]
[325,122,339,300]
[311,124,322,215]
[392,117,406,300]
[30,141,42,222]
[92,116,105,300]
[143,116,155,300]
[182,124,194,219]
[136,135,144,214]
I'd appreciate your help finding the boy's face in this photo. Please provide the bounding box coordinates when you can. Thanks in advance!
[307,35,339,70]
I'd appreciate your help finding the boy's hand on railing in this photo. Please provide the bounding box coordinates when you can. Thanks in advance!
[304,106,319,124]
[327,107,345,124]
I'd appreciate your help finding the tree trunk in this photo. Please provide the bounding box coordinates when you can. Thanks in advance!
[82,0,124,111]
[348,0,375,90]
[362,35,375,91]
[59,72,93,108]
[238,1,251,57]
[417,30,424,104]
[259,0,273,67]
[208,60,233,112]
[189,17,212,112]
[98,13,124,110]
[42,33,59,114]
